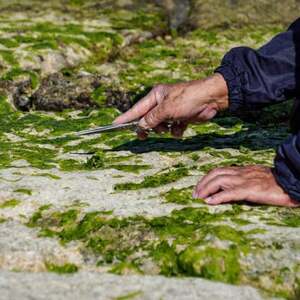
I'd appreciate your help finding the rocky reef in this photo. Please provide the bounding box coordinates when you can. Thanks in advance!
[0,1,300,299]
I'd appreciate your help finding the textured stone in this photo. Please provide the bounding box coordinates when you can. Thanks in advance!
[0,271,268,300]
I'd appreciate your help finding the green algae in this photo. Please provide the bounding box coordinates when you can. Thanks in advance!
[0,199,21,208]
[114,166,189,191]
[14,188,32,196]
[0,37,19,48]
[0,102,126,170]
[26,205,269,288]
[178,245,240,284]
[27,204,52,228]
[114,291,143,300]
[2,68,39,89]
[0,50,18,66]
[110,262,142,276]
[32,173,61,180]
[0,217,6,223]
[263,208,300,228]
[26,202,300,297]
[58,151,149,174]
[59,159,87,172]
[45,262,78,274]
[162,186,203,205]
[111,164,151,174]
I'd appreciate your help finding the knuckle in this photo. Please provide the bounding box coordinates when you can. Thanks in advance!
[154,84,165,90]
[145,111,156,127]
[159,103,172,119]
[153,84,167,96]
[209,167,224,176]
[214,174,227,183]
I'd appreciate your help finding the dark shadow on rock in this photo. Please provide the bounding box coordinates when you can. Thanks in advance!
[113,126,287,154]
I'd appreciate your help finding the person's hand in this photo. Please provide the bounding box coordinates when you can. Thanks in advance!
[193,165,299,207]
[113,73,229,139]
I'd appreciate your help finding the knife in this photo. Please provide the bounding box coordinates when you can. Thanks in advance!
[76,121,142,136]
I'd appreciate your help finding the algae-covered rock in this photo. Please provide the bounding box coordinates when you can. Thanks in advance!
[0,1,300,300]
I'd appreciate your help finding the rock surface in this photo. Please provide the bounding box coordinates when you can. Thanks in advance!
[0,1,300,300]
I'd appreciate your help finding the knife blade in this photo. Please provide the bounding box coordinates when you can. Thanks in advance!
[76,121,141,136]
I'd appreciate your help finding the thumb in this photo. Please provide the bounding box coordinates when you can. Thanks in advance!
[139,104,169,129]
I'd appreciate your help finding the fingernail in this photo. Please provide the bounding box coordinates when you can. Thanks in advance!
[205,197,213,204]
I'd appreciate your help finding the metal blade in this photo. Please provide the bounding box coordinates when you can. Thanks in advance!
[76,121,140,136]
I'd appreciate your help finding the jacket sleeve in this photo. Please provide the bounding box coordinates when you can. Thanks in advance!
[216,19,300,201]
[215,18,300,114]
[273,133,300,201]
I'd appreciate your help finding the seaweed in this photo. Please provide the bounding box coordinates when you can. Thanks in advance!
[0,199,21,208]
[114,166,189,191]
[45,262,78,274]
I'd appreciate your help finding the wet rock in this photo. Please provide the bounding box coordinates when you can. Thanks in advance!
[11,72,137,112]
[12,80,33,111]
[30,73,100,111]
[12,73,100,111]
[105,89,135,112]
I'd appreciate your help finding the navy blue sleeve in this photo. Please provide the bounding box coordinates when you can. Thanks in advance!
[215,19,300,201]
[273,133,300,201]
[215,18,300,113]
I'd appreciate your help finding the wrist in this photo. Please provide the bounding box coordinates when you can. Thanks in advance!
[208,73,229,111]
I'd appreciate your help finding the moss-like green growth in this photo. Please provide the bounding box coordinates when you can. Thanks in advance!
[179,245,240,284]
[163,186,203,205]
[27,204,52,228]
[111,164,151,174]
[263,208,300,227]
[27,205,272,292]
[13,188,32,196]
[58,151,150,174]
[0,217,7,223]
[114,291,143,300]
[0,199,21,208]
[32,173,61,180]
[114,165,189,191]
[45,262,78,274]
[110,262,142,275]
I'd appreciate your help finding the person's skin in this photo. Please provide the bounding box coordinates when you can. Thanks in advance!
[113,73,299,207]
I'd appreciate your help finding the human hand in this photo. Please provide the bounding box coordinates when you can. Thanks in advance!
[193,165,299,207]
[113,73,229,139]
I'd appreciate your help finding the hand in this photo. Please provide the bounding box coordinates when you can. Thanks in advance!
[193,165,299,207]
[113,73,229,139]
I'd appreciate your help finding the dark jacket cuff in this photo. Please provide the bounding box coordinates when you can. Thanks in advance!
[272,166,300,202]
[273,134,300,202]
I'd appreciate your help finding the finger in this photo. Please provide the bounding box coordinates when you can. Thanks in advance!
[195,167,240,194]
[197,105,218,121]
[204,188,246,205]
[171,121,188,138]
[189,104,218,124]
[195,175,244,199]
[139,103,170,129]
[113,91,157,124]
[153,122,170,134]
[136,128,149,140]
